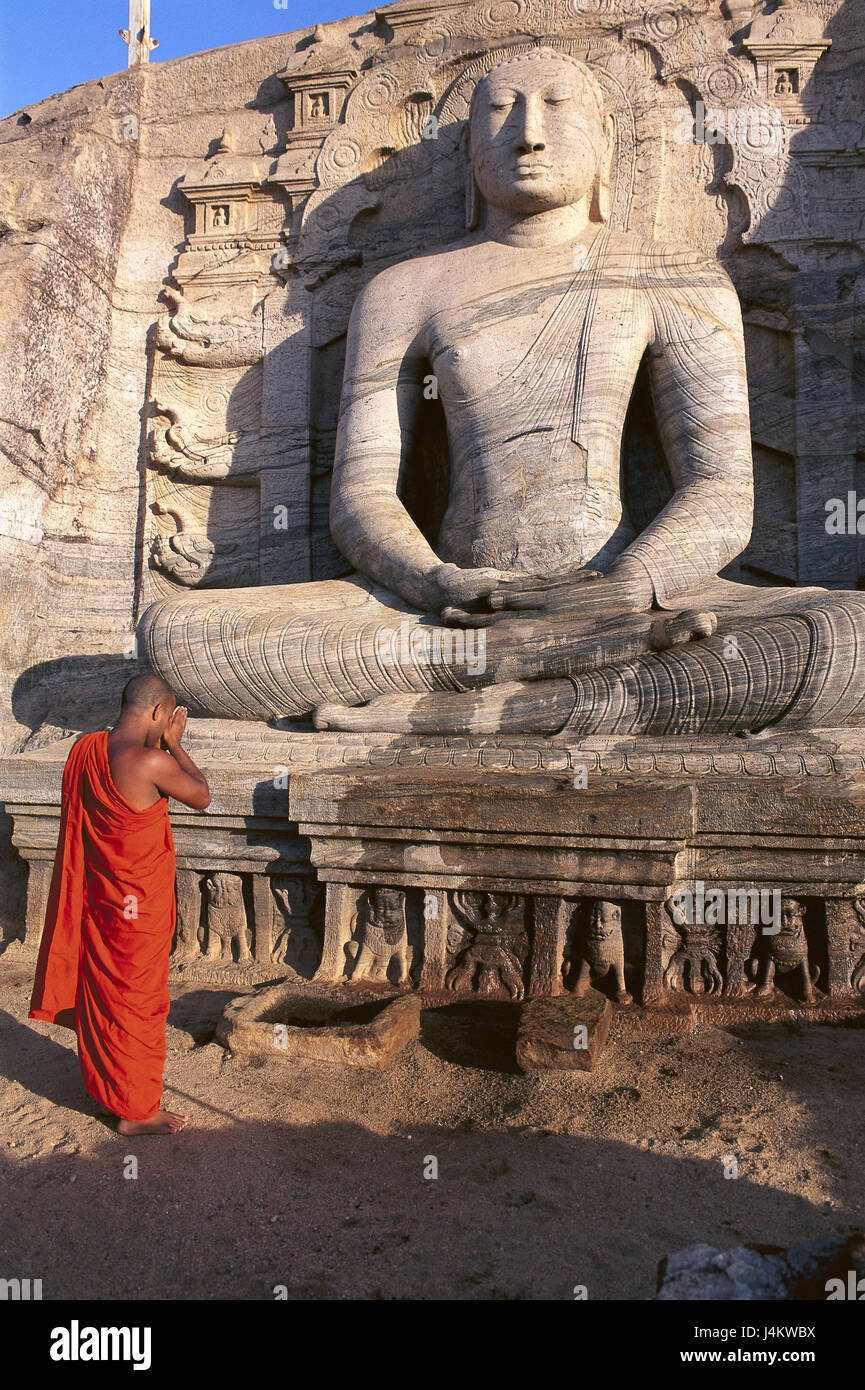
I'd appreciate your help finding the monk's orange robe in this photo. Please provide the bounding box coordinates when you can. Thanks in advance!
[29,730,177,1122]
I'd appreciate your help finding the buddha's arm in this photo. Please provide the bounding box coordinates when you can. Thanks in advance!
[330,267,448,612]
[617,251,754,605]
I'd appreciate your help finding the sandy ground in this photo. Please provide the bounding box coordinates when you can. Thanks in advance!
[1,954,863,1301]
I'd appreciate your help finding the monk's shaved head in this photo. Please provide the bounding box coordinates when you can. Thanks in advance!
[121,673,176,713]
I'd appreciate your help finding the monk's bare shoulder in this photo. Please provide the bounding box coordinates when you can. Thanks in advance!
[135,747,175,778]
[105,742,166,810]
[114,745,179,786]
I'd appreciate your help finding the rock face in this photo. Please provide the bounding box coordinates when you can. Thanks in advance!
[0,0,864,943]
[656,1235,865,1300]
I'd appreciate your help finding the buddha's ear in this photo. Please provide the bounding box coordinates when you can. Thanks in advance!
[460,122,482,231]
[590,113,615,223]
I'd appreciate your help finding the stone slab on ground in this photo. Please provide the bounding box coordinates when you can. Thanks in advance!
[611,1001,696,1036]
[516,990,612,1071]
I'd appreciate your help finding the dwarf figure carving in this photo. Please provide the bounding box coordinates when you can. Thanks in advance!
[755,897,817,1004]
[571,899,632,1005]
[204,872,252,963]
[347,887,412,985]
[271,879,322,978]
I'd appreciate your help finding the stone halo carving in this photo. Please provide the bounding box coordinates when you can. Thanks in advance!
[309,25,666,243]
[432,38,662,234]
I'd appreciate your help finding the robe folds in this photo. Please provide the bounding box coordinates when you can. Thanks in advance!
[29,730,176,1122]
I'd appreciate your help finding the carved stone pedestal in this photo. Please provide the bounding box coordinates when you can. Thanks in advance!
[5,725,865,1036]
[288,740,865,1023]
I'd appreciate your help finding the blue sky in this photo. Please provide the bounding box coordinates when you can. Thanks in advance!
[0,0,363,119]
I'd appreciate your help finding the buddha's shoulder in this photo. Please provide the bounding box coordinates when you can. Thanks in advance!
[354,230,736,308]
[604,229,735,290]
[355,244,469,296]
[347,248,453,330]
[350,240,499,330]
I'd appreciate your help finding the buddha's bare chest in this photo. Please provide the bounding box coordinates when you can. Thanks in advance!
[424,275,647,405]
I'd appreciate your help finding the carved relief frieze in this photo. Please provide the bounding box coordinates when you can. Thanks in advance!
[445,891,529,1000]
[110,865,865,1023]
[645,889,836,1009]
[347,886,413,984]
[271,875,323,977]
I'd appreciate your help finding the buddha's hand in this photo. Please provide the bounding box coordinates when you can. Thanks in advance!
[432,563,541,626]
[487,558,654,619]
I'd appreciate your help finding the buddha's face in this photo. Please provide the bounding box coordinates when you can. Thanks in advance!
[469,56,606,217]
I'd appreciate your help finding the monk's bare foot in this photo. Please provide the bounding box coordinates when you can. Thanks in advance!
[117,1110,188,1135]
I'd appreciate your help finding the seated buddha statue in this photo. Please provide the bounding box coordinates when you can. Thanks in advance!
[140,48,865,737]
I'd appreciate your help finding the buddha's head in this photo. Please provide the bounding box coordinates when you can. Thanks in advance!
[464,48,612,229]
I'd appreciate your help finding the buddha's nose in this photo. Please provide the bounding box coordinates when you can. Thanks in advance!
[516,133,546,154]
[514,99,546,153]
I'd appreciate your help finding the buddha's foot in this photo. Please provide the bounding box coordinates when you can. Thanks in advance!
[486,606,717,683]
[313,679,578,734]
[652,609,717,648]
[311,609,718,734]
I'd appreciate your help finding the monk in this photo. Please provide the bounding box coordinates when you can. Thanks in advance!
[29,673,211,1135]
